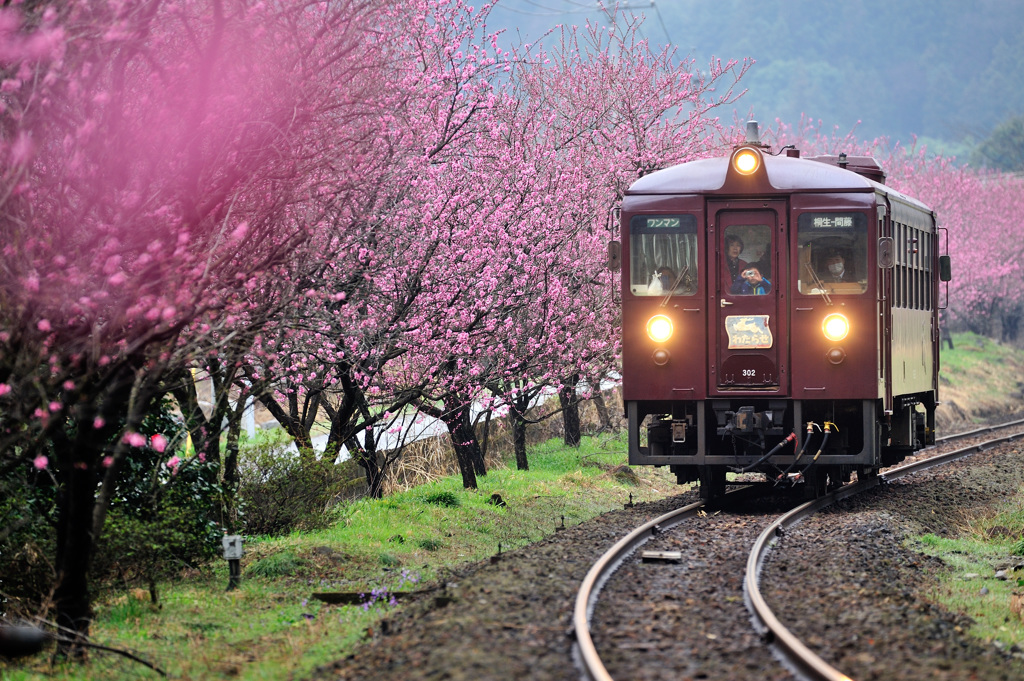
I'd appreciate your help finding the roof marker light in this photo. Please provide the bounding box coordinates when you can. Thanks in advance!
[733,148,760,175]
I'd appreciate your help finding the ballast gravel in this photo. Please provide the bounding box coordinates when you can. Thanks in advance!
[312,440,1024,681]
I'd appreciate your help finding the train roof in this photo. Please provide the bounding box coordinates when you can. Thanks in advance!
[624,148,935,219]
[626,153,883,195]
[625,149,934,219]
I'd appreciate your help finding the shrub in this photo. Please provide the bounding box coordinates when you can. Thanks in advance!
[416,538,443,551]
[423,491,460,507]
[236,438,351,536]
[92,400,220,587]
[93,459,223,587]
[247,551,306,578]
[0,468,57,610]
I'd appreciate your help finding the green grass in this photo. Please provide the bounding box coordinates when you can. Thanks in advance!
[1,430,677,681]
[914,332,1024,648]
[912,526,1024,648]
[909,483,1024,649]
[940,331,1024,404]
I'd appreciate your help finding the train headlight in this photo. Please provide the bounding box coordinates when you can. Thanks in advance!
[822,313,850,342]
[732,148,761,175]
[646,314,674,343]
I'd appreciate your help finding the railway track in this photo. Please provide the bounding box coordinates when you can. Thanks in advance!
[573,418,1024,681]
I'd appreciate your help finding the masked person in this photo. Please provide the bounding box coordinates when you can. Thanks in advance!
[823,253,846,282]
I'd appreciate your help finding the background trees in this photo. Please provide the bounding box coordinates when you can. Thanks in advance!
[496,0,1024,148]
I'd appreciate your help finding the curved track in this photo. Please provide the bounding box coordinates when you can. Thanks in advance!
[745,418,1024,681]
[573,419,1024,681]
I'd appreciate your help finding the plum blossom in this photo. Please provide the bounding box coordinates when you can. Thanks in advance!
[150,433,168,452]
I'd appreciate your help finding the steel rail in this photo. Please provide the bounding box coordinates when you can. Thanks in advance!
[744,423,1024,681]
[571,497,707,681]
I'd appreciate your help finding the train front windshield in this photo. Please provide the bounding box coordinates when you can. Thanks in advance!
[796,212,869,294]
[629,215,699,296]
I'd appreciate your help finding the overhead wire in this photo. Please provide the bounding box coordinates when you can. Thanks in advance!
[492,0,675,46]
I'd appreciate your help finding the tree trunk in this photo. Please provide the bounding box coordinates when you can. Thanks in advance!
[450,399,486,477]
[592,388,611,432]
[512,413,529,470]
[348,430,386,499]
[52,442,99,657]
[220,397,248,532]
[450,432,479,489]
[440,398,483,487]
[559,376,581,447]
[479,409,492,461]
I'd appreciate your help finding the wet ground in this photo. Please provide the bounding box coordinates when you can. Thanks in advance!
[311,438,1024,681]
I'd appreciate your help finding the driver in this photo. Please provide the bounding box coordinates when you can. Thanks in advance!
[822,252,847,283]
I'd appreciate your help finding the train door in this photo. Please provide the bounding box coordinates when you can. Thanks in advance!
[709,205,788,393]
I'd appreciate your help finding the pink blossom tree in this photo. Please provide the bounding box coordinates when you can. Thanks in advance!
[0,0,379,650]
[246,12,753,491]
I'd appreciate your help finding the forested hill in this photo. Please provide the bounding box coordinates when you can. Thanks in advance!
[491,0,1024,150]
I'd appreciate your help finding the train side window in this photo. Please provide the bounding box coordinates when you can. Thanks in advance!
[796,212,868,295]
[628,215,699,297]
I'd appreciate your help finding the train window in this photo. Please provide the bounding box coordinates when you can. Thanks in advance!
[723,224,772,295]
[796,213,869,295]
[628,215,699,297]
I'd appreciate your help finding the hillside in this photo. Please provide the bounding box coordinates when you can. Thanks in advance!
[936,332,1024,430]
[490,0,1024,150]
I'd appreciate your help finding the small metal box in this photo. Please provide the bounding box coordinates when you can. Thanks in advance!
[222,535,243,560]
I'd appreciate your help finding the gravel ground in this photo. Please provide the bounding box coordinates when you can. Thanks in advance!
[759,441,1024,681]
[312,437,1024,681]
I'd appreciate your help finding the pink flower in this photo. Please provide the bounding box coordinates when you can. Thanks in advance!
[166,456,181,473]
[126,432,146,447]
[102,456,114,468]
[0,383,10,396]
[33,455,48,470]
[150,433,168,453]
[48,401,61,412]
[93,416,105,429]
[37,319,51,332]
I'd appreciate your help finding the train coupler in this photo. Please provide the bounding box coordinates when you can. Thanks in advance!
[716,406,784,438]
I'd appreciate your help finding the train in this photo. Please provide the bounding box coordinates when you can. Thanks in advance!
[614,122,951,499]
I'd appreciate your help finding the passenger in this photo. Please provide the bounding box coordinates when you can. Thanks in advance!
[648,266,675,295]
[656,266,676,291]
[731,266,771,295]
[723,235,747,291]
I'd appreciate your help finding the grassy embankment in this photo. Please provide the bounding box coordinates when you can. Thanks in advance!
[2,431,677,681]
[914,331,1024,651]
[4,330,1023,680]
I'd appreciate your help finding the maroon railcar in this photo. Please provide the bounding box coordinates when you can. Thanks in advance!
[619,125,950,498]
